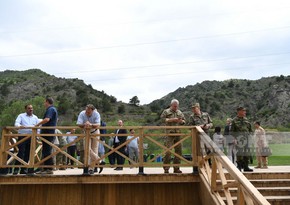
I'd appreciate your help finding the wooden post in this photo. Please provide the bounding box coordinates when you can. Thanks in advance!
[83,128,90,174]
[0,128,9,166]
[138,127,145,175]
[29,128,37,169]
[191,127,199,174]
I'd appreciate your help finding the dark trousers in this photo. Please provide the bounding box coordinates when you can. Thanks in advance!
[114,143,125,166]
[14,136,31,172]
[42,135,54,169]
[108,152,116,165]
[0,152,14,174]
[67,145,77,165]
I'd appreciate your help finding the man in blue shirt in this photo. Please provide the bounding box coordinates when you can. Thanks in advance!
[13,104,40,175]
[36,97,58,174]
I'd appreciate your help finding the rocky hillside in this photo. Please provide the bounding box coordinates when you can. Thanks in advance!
[0,69,148,126]
[1,69,289,128]
[148,75,290,128]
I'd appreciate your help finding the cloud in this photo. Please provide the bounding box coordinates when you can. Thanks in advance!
[1,0,290,104]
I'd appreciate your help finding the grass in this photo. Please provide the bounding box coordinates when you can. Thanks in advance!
[251,144,290,166]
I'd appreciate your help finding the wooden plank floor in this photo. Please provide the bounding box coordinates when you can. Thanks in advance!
[1,166,289,185]
[0,167,199,185]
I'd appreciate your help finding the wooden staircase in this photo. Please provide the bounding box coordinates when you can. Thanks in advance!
[219,170,290,205]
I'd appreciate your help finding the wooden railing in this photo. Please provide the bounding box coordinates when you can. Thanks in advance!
[0,126,197,172]
[196,126,270,205]
[0,125,270,205]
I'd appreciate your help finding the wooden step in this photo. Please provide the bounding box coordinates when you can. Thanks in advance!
[250,179,290,187]
[222,172,290,180]
[219,187,290,197]
[222,196,290,205]
[217,179,290,188]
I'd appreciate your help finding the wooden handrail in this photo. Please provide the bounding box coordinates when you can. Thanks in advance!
[0,126,196,170]
[0,125,270,204]
[196,126,270,205]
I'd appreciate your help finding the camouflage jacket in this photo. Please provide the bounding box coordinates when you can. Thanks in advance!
[160,108,185,133]
[188,112,213,133]
[230,116,253,138]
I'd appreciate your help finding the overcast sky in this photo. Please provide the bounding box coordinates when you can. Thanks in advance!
[1,0,290,105]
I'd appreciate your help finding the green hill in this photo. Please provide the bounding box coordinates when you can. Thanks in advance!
[1,69,290,130]
[148,75,290,129]
[0,69,149,126]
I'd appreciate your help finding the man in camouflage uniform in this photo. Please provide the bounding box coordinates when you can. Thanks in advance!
[230,106,253,172]
[188,103,213,166]
[160,99,185,174]
[188,103,213,134]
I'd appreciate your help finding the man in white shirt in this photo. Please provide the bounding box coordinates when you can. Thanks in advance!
[77,104,104,175]
[14,104,40,175]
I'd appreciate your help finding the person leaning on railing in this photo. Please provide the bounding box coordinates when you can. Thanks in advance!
[76,104,105,175]
[160,99,185,174]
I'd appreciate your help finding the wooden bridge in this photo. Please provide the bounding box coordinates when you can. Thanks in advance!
[0,125,282,205]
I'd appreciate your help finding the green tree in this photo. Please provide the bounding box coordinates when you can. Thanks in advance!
[101,98,112,112]
[57,95,72,115]
[0,84,9,96]
[0,96,45,127]
[129,96,140,106]
[118,104,125,114]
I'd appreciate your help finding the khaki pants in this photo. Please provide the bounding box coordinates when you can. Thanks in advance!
[163,135,182,171]
[85,129,100,170]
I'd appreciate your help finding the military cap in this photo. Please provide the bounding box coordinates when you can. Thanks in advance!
[192,103,200,108]
[237,106,246,111]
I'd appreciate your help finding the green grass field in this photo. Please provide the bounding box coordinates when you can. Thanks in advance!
[252,144,290,166]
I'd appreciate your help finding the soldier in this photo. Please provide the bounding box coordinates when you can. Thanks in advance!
[188,103,213,134]
[188,103,213,165]
[160,99,185,174]
[230,106,253,172]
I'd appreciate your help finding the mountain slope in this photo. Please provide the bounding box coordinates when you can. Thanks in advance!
[148,75,290,127]
[1,69,289,128]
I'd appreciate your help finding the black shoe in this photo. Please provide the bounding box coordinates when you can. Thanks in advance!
[243,167,253,172]
[99,161,106,173]
[237,161,244,171]
[20,169,27,174]
[0,168,8,175]
[115,167,123,171]
[94,167,98,173]
[88,169,94,175]
[83,167,89,175]
[26,172,35,176]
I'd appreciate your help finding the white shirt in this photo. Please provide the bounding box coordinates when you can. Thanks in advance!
[14,113,40,134]
[127,135,139,148]
[66,132,78,146]
[115,129,120,143]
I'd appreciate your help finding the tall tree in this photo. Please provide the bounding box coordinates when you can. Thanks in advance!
[129,96,140,106]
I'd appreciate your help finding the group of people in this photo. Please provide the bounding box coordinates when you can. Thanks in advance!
[0,101,141,176]
[1,97,270,176]
[161,99,270,173]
